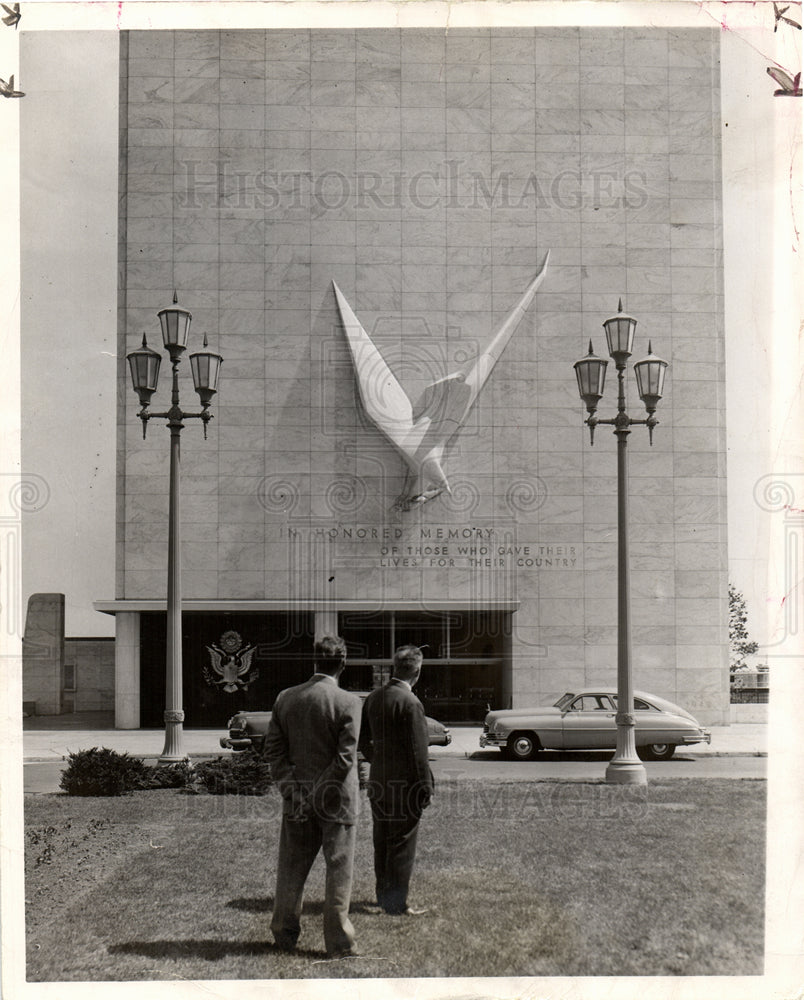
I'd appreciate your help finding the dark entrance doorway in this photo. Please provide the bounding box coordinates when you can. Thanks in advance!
[338,609,509,723]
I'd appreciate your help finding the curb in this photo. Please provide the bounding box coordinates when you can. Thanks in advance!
[24,750,767,764]
[23,752,234,764]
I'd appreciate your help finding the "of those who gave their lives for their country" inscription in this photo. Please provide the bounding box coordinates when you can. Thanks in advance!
[283,525,579,570]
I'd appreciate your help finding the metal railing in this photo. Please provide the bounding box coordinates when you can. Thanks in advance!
[730,688,769,704]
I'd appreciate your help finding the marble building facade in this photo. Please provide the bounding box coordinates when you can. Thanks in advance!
[97,26,729,727]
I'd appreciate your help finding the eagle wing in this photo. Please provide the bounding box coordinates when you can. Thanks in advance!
[237,646,255,678]
[461,250,549,401]
[206,646,224,677]
[412,252,549,432]
[333,281,420,456]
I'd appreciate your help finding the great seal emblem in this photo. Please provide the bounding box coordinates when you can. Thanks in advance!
[203,630,258,693]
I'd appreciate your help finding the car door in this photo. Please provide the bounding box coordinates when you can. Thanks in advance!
[560,694,618,748]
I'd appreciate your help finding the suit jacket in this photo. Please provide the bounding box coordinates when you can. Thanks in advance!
[358,678,434,816]
[265,675,362,825]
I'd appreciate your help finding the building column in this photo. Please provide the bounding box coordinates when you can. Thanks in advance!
[314,611,339,642]
[22,593,65,716]
[115,611,140,729]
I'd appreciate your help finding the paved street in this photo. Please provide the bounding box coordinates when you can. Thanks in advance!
[20,713,766,793]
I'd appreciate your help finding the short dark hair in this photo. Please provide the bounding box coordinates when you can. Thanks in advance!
[314,635,347,674]
[392,644,423,679]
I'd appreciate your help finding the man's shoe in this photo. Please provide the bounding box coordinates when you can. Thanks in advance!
[272,934,298,952]
[401,906,429,916]
[327,947,361,959]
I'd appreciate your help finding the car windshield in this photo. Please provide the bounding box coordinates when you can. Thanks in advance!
[554,692,575,710]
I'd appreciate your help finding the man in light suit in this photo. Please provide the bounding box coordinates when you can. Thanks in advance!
[358,644,434,916]
[265,635,362,958]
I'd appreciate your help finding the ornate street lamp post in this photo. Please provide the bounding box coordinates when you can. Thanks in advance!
[126,296,223,762]
[574,301,668,785]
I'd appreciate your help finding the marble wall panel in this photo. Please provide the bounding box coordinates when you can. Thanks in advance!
[677,626,725,646]
[676,656,729,695]
[675,570,723,598]
[532,30,580,65]
[129,57,174,78]
[127,30,174,60]
[633,644,678,671]
[581,622,619,646]
[633,621,676,647]
[126,543,169,573]
[216,572,268,599]
[125,571,165,598]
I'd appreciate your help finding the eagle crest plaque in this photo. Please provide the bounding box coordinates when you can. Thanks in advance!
[203,630,258,693]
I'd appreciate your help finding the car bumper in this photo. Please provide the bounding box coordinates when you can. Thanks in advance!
[480,733,507,748]
[219,736,254,751]
[678,730,712,746]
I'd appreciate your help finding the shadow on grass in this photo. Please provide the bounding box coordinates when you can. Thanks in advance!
[108,940,324,960]
[227,896,327,916]
[226,897,272,914]
[227,896,391,918]
[349,900,386,914]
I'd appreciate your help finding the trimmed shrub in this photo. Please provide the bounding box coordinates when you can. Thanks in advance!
[60,747,150,797]
[134,761,195,790]
[193,751,274,795]
[59,748,271,797]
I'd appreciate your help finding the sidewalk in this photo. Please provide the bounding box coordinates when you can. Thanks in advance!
[21,713,767,761]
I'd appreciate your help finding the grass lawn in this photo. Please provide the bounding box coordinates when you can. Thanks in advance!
[25,777,765,981]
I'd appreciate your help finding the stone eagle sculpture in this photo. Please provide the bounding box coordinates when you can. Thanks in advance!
[333,250,549,510]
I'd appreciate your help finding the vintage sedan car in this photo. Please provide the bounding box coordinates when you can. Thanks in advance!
[221,707,451,754]
[480,689,711,761]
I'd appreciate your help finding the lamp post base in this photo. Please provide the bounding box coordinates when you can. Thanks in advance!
[605,759,647,785]
[159,712,188,763]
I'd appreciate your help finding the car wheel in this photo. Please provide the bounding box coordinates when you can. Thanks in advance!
[637,743,676,761]
[507,732,541,761]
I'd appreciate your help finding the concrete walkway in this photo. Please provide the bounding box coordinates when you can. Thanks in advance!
[21,712,767,761]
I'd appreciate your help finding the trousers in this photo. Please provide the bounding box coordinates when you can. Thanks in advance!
[271,813,356,955]
[371,807,421,914]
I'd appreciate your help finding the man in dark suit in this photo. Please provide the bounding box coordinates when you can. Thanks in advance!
[265,635,362,958]
[358,644,434,915]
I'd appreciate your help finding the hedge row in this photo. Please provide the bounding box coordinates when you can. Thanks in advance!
[58,747,274,797]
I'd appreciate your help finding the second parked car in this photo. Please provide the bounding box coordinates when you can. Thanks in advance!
[221,704,451,754]
[480,688,711,761]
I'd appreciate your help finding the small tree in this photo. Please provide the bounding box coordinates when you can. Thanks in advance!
[729,584,759,673]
